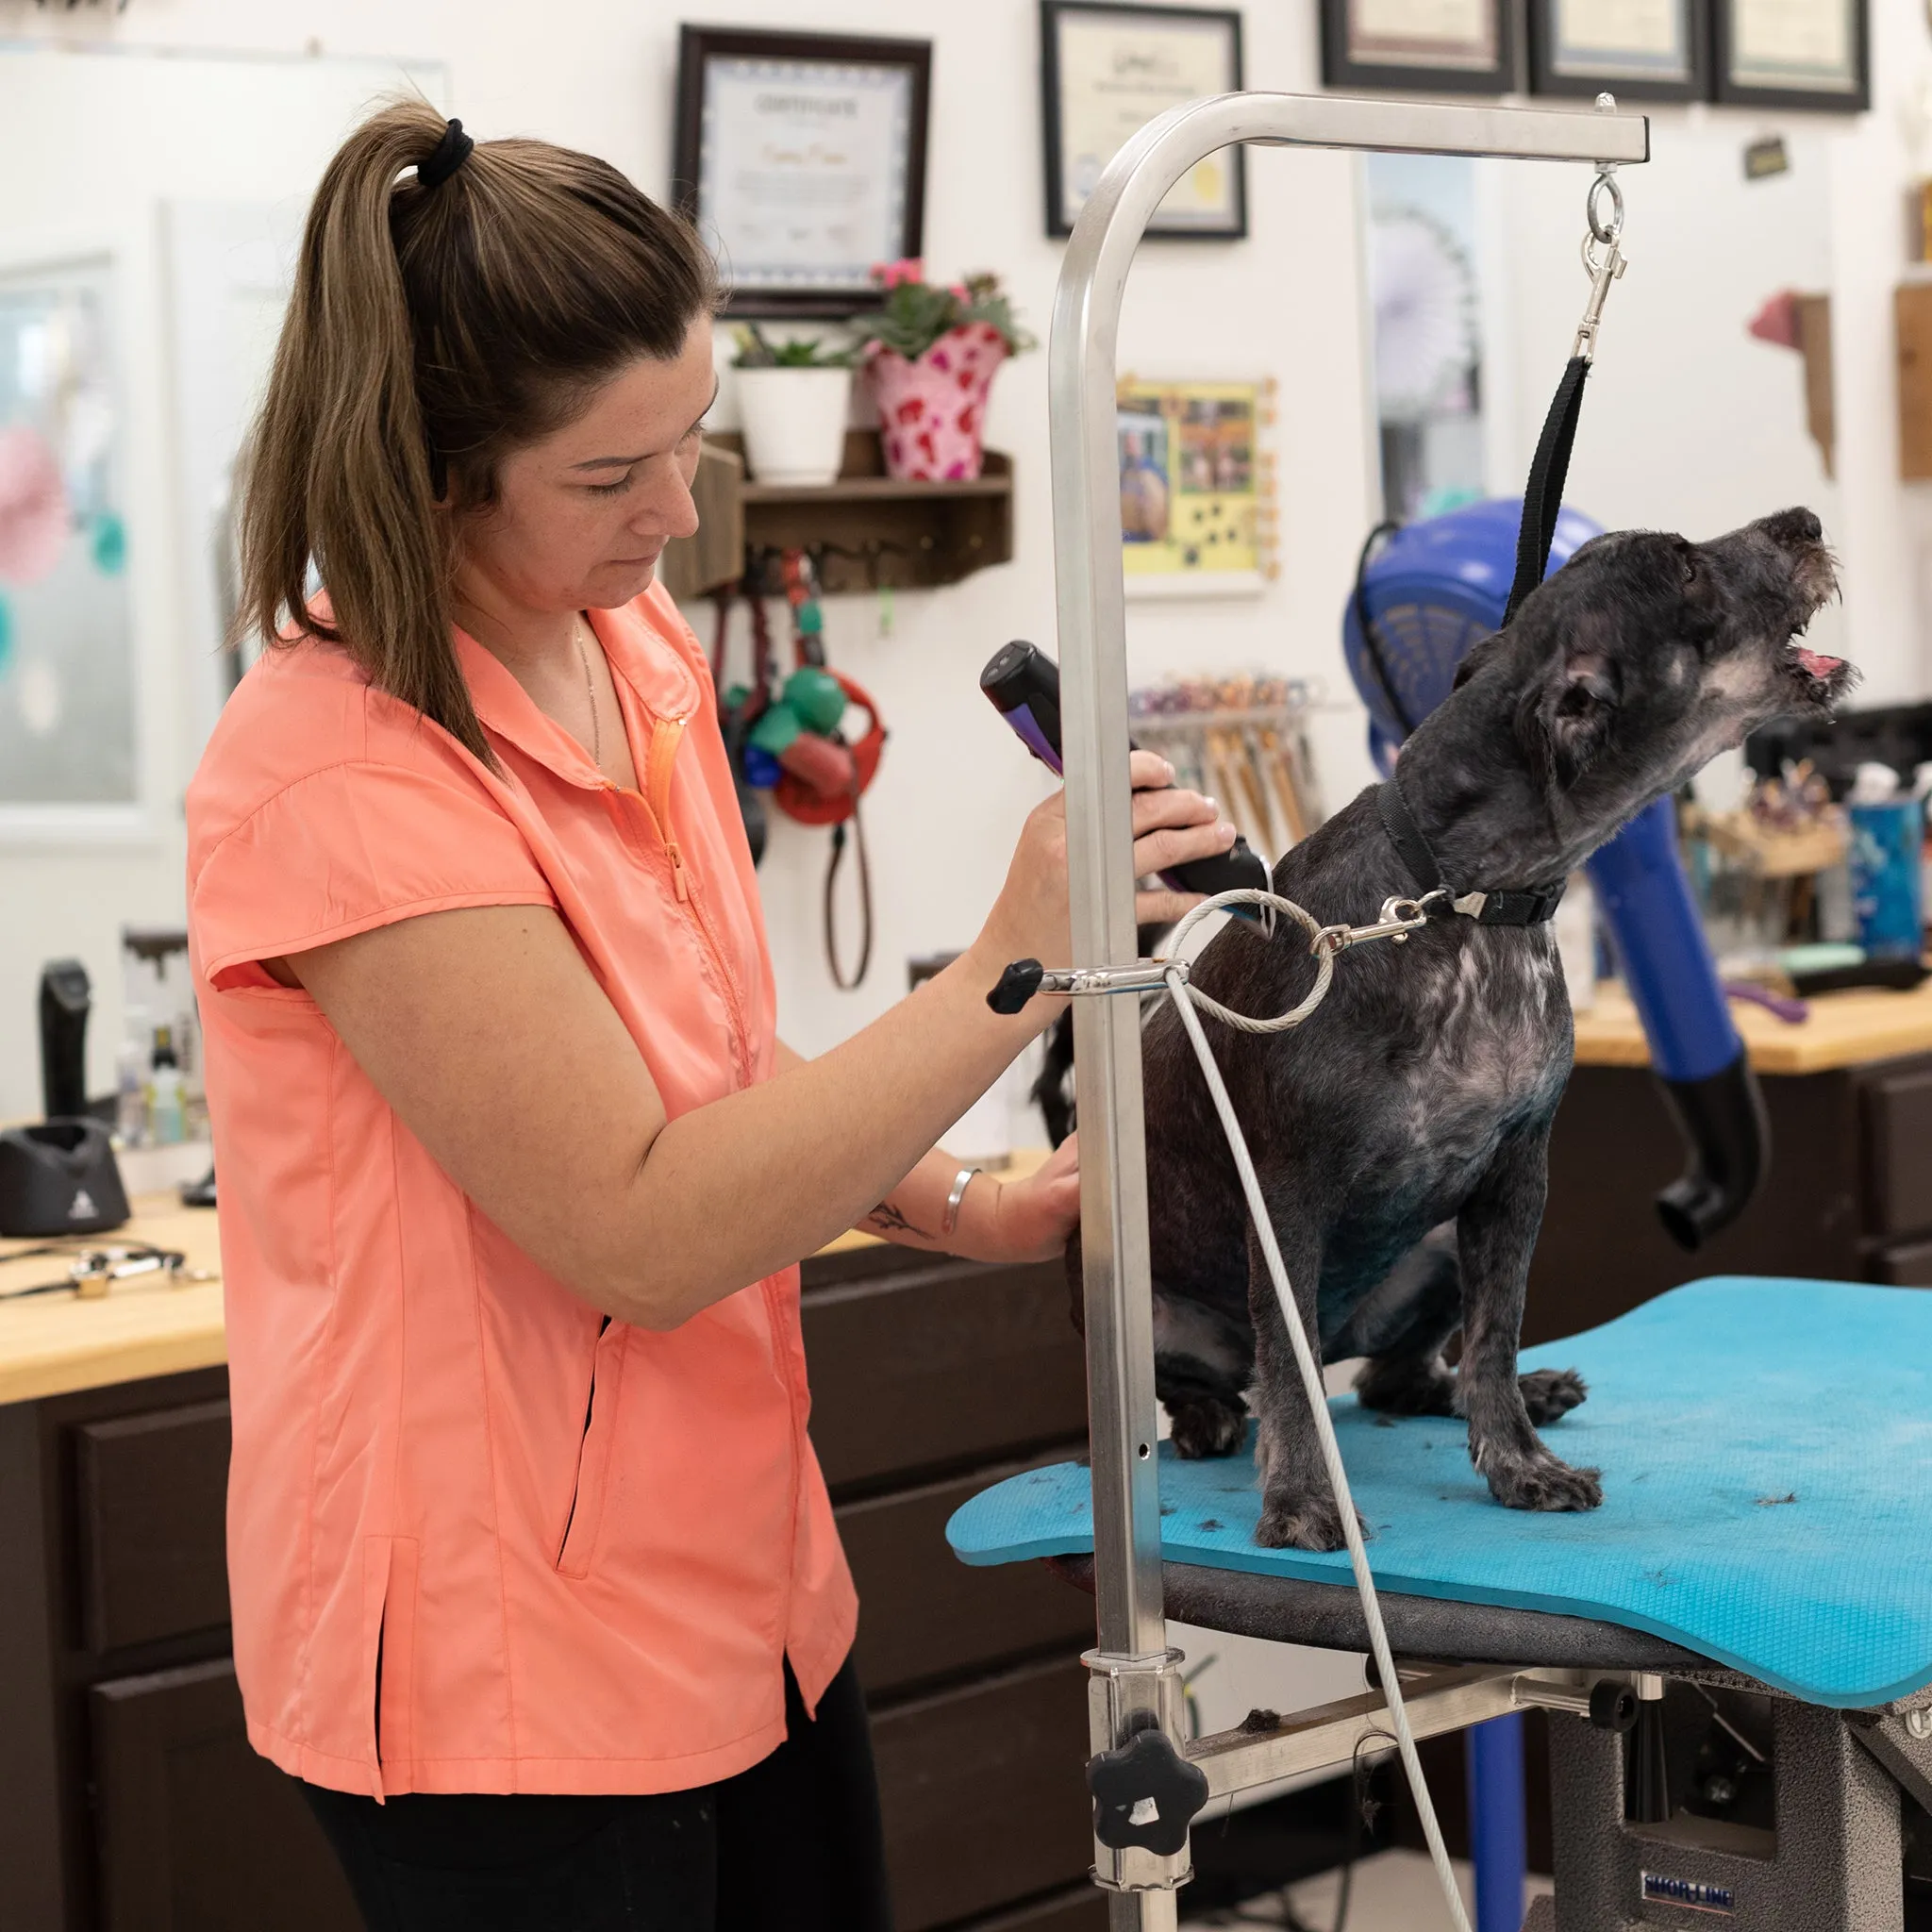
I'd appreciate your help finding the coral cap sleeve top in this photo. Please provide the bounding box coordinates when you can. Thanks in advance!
[185,585,856,1800]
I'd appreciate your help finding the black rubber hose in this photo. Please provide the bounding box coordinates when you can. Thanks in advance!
[1652,1052,1769,1252]
[1624,1697,1671,1824]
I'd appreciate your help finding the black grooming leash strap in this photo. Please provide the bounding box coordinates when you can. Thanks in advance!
[1374,311,1594,928]
[1506,354,1591,626]
[1376,781,1565,926]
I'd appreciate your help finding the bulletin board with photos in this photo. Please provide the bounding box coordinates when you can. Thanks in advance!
[1320,0,1866,110]
[1117,377,1277,595]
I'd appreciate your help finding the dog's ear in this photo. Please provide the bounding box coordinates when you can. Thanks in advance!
[1520,649,1622,791]
[1451,632,1506,691]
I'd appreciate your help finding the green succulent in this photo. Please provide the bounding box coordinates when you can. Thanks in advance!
[731,324,856,370]
[864,272,1036,363]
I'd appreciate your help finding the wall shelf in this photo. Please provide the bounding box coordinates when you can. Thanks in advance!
[660,429,1013,599]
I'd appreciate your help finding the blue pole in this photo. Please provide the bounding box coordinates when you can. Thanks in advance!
[1467,1714,1527,1932]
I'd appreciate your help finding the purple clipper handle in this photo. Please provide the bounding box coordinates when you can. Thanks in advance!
[979,640,1268,905]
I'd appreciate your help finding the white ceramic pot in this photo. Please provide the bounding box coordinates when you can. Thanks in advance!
[735,365,852,487]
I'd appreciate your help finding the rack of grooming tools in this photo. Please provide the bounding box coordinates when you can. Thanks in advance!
[1127,675,1324,862]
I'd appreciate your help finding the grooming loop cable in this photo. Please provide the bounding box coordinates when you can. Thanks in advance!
[1043,886,1473,1927]
[1044,87,1647,1932]
[1160,889,1464,1924]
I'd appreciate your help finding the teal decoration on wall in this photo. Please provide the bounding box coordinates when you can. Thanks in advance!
[0,592,12,675]
[90,510,126,576]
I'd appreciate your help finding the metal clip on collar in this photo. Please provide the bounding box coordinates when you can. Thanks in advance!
[1312,893,1435,958]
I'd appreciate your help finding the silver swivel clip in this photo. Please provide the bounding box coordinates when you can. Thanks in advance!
[1574,162,1628,364]
[1310,895,1434,958]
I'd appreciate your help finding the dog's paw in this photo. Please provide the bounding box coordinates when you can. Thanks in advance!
[1518,1367,1588,1425]
[1354,1361,1458,1418]
[1255,1491,1363,1552]
[1485,1451,1603,1514]
[1169,1398,1246,1459]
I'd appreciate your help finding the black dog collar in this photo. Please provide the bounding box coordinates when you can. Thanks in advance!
[1376,782,1566,927]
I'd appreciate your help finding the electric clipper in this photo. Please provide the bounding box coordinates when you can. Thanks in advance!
[978,639,1270,904]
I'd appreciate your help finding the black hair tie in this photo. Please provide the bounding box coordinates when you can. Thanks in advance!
[419,118,475,189]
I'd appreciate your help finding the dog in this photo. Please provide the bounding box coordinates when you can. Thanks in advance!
[1048,509,1849,1551]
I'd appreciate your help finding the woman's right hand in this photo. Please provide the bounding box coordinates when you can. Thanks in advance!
[973,749,1236,990]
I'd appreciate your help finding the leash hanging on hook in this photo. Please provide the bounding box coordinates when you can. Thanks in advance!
[1504,102,1632,627]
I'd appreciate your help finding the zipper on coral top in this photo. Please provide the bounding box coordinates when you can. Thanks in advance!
[629,709,753,1084]
[641,715,690,900]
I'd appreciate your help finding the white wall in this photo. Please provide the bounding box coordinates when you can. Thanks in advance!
[0,43,445,1118]
[0,0,1388,1108]
[8,3,1931,1110]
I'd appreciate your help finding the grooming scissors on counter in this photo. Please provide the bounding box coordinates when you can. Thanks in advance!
[0,1242,211,1301]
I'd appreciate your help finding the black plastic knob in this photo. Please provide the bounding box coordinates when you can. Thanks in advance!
[1087,1726,1210,1857]
[987,958,1045,1015]
[1590,1681,1639,1733]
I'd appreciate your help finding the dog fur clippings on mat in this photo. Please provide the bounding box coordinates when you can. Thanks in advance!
[1054,508,1851,1551]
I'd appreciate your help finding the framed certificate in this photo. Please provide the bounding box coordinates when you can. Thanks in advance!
[671,26,932,317]
[1715,0,1867,110]
[1041,2,1246,241]
[1528,0,1709,101]
[1320,0,1517,94]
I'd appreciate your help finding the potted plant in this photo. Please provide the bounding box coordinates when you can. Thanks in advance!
[730,325,856,488]
[861,260,1035,482]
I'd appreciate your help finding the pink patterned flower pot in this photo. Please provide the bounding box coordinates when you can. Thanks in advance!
[865,324,1008,481]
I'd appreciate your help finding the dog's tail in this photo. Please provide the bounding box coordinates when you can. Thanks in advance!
[1028,922,1169,1148]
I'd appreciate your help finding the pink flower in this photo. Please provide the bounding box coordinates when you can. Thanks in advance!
[871,257,926,290]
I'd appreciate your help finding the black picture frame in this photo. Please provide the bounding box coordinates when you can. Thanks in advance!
[1320,0,1517,94]
[1040,1,1247,242]
[1713,0,1869,111]
[1527,0,1709,102]
[671,25,932,318]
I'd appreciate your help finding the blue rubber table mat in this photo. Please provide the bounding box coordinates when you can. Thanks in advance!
[947,1278,1932,1707]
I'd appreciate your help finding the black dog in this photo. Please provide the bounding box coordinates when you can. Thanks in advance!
[1051,509,1848,1550]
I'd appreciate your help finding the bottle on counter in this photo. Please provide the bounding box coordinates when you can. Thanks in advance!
[147,1024,186,1147]
[116,1008,151,1148]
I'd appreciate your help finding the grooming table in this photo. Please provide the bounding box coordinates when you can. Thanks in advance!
[949,1279,1932,1929]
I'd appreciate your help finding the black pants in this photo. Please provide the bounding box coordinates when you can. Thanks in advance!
[300,1655,891,1932]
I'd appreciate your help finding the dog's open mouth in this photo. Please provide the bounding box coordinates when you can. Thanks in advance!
[1781,627,1853,708]
[1780,550,1851,704]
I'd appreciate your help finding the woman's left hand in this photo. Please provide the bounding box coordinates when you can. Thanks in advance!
[975,1136,1080,1264]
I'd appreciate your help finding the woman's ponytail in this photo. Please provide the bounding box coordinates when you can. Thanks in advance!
[236,96,716,769]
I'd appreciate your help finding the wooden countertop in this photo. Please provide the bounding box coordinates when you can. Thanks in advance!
[0,1197,227,1407]
[0,1150,1054,1408]
[1573,976,1932,1075]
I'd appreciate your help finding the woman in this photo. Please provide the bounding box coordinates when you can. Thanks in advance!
[186,102,1235,1931]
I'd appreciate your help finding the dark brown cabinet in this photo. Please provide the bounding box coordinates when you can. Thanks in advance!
[0,1247,1105,1932]
[90,1659,359,1932]
[1529,1051,1932,1342]
[802,1245,1102,1930]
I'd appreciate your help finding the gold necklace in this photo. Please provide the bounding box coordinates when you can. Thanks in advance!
[574,618,603,769]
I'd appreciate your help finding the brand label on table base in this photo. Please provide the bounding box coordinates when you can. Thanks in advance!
[1642,1870,1736,1914]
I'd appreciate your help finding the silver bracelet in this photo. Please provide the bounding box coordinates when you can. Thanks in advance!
[941,1165,981,1240]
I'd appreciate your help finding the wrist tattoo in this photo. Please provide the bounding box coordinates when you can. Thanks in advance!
[865,1200,930,1240]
